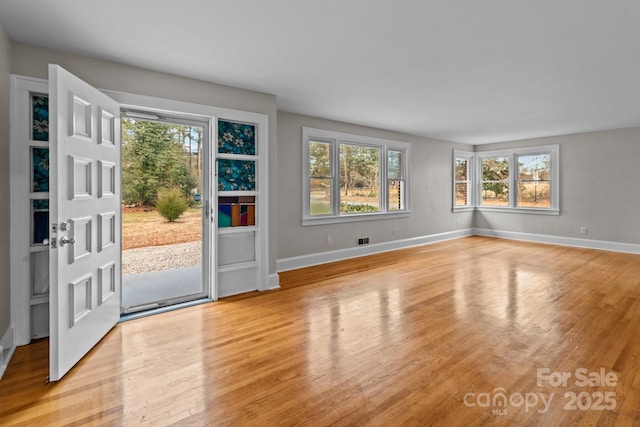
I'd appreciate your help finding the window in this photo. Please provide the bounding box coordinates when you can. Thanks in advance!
[454,150,473,208]
[453,145,559,214]
[481,155,509,207]
[387,149,405,211]
[516,154,551,208]
[308,140,333,215]
[303,127,410,225]
[340,143,381,214]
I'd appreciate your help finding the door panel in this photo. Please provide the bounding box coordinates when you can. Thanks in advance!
[49,64,121,381]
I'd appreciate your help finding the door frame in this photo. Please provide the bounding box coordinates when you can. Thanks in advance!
[104,89,270,301]
[120,108,213,313]
[10,76,270,346]
[10,75,50,346]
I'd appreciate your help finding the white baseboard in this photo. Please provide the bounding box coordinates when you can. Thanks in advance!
[0,325,15,380]
[473,228,640,255]
[277,228,640,273]
[267,273,280,290]
[277,229,474,272]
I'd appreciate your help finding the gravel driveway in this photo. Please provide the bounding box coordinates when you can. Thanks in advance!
[122,241,201,275]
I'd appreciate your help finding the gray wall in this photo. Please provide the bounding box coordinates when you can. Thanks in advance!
[474,127,640,244]
[11,43,279,274]
[0,24,12,339]
[277,112,474,260]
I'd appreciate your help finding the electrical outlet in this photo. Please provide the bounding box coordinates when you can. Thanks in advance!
[327,235,332,245]
[357,237,370,246]
[580,226,588,234]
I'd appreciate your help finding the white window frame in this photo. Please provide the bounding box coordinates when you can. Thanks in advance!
[453,150,474,212]
[453,145,559,215]
[479,153,511,208]
[387,147,406,212]
[303,127,411,226]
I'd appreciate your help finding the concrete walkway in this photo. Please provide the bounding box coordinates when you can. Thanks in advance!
[122,265,202,309]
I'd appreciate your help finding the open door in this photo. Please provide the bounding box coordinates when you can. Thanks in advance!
[49,65,121,381]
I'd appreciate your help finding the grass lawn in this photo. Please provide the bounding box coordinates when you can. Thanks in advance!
[310,199,331,215]
[122,207,202,250]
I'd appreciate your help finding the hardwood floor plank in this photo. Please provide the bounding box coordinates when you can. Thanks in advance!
[1,236,639,425]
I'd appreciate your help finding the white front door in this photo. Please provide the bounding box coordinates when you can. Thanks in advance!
[49,64,121,381]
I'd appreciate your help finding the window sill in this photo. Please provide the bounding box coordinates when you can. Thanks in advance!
[302,211,411,226]
[453,206,559,215]
[452,206,475,213]
[475,206,560,216]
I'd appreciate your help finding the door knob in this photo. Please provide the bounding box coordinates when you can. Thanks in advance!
[60,236,76,247]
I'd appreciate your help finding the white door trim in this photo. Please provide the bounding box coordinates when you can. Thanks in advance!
[10,75,49,346]
[103,89,270,297]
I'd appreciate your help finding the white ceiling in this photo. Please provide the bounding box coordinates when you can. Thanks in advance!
[1,0,639,144]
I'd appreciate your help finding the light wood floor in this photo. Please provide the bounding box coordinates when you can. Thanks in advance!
[1,236,639,426]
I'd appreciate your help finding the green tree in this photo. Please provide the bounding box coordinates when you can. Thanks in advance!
[340,144,380,196]
[309,142,331,176]
[122,119,198,206]
[482,157,509,198]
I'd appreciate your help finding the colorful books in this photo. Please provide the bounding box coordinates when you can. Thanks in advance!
[218,204,232,227]
[217,196,255,227]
